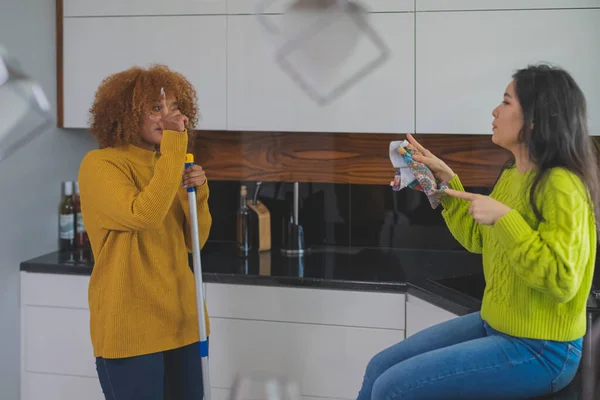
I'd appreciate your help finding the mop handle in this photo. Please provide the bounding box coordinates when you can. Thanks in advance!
[185,154,212,400]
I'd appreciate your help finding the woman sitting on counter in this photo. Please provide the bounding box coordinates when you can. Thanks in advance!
[78,65,212,399]
[357,64,598,399]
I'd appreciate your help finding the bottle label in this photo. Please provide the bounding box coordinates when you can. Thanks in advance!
[60,214,74,240]
[76,212,86,233]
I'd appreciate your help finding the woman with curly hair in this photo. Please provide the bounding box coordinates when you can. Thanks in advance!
[78,64,212,399]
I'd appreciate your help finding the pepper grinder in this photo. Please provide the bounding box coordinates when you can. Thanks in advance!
[281,182,305,257]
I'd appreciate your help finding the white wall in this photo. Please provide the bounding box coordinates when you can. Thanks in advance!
[0,0,95,398]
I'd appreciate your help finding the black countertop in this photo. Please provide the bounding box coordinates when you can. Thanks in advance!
[19,242,596,399]
[20,242,485,316]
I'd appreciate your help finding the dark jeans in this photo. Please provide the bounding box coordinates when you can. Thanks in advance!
[96,341,206,400]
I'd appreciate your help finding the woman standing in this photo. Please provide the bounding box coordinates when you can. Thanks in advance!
[78,65,212,399]
[357,64,599,399]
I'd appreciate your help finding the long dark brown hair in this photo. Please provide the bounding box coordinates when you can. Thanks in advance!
[502,64,600,232]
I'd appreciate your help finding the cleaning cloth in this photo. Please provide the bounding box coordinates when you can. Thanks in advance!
[389,140,448,208]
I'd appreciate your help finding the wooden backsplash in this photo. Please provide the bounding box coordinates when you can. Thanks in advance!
[193,131,511,187]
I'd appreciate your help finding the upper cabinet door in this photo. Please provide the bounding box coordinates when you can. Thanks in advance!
[226,13,414,133]
[416,9,600,135]
[62,16,227,130]
[227,0,413,15]
[417,0,600,11]
[63,0,226,17]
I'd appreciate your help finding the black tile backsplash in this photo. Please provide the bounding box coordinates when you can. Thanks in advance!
[207,180,492,251]
[207,181,350,249]
[350,184,457,249]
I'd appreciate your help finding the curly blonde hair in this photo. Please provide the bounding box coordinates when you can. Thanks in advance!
[88,64,199,149]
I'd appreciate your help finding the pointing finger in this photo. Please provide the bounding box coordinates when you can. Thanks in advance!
[159,87,168,117]
[445,188,478,202]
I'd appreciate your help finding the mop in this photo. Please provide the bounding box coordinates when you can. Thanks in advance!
[185,153,211,400]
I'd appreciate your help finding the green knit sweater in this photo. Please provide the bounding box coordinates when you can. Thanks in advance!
[442,167,596,341]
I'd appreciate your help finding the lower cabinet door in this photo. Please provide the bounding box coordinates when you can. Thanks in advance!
[22,373,104,400]
[208,317,404,399]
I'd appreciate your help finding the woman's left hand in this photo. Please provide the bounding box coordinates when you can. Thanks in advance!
[445,188,512,225]
[183,165,207,189]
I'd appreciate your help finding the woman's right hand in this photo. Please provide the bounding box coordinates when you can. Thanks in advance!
[160,88,189,132]
[406,133,455,183]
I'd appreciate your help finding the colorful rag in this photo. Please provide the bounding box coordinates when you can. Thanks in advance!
[389,140,448,208]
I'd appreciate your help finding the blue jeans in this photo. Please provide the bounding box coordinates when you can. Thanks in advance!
[357,312,582,400]
[96,341,205,400]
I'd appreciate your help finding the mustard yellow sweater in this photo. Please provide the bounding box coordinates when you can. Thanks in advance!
[442,167,596,341]
[78,130,212,358]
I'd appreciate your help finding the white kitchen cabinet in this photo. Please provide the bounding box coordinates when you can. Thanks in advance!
[22,373,104,400]
[25,307,95,377]
[227,0,414,14]
[211,388,232,400]
[212,387,346,400]
[21,273,463,400]
[415,9,600,135]
[358,0,414,12]
[21,271,89,308]
[62,16,227,130]
[20,273,407,400]
[63,0,226,17]
[20,272,99,400]
[405,293,458,338]
[206,283,406,329]
[209,317,403,399]
[205,283,406,399]
[417,0,600,11]
[226,13,414,133]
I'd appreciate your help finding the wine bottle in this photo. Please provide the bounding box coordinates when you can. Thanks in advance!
[59,181,75,251]
[236,185,251,257]
[73,181,89,248]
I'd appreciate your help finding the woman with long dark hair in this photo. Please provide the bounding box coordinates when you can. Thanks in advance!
[357,64,599,399]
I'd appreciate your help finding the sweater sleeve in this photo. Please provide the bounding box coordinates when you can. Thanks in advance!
[78,131,188,231]
[440,175,483,253]
[493,170,593,303]
[179,181,213,252]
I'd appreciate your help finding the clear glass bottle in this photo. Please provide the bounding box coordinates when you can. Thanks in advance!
[236,185,251,257]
